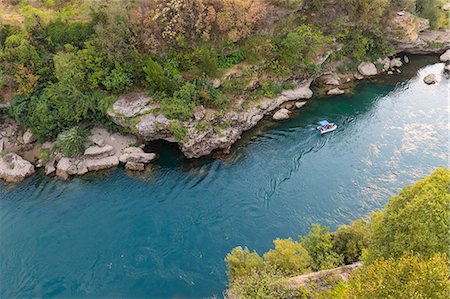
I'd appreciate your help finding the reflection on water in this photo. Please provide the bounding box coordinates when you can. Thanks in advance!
[0,56,448,298]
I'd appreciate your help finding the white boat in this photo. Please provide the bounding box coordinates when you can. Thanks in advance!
[317,120,337,134]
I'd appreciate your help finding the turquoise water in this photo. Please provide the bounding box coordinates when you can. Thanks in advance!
[1,57,448,298]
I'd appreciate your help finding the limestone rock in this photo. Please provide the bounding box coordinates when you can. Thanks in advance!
[281,85,313,100]
[404,55,409,63]
[354,73,364,80]
[273,108,291,121]
[125,162,145,171]
[440,49,450,62]
[119,147,156,164]
[377,57,390,72]
[88,136,105,147]
[423,74,439,84]
[45,156,58,176]
[84,145,114,158]
[319,74,340,86]
[194,105,206,121]
[390,57,403,69]
[56,158,78,180]
[111,93,154,118]
[327,88,345,95]
[83,156,119,172]
[76,161,89,176]
[22,130,36,144]
[295,101,307,109]
[388,71,393,75]
[211,79,221,89]
[0,153,35,183]
[443,3,450,10]
[357,62,378,76]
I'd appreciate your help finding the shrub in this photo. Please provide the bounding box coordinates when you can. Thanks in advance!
[168,122,188,142]
[55,126,89,157]
[102,64,132,94]
[333,219,370,264]
[45,20,94,49]
[300,224,344,271]
[263,238,312,275]
[363,168,450,263]
[345,253,449,299]
[225,246,264,281]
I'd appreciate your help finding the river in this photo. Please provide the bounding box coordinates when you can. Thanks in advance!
[0,56,448,298]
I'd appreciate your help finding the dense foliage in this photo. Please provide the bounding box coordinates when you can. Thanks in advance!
[1,0,447,142]
[225,168,450,298]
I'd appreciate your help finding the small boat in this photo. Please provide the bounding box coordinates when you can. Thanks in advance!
[317,120,337,134]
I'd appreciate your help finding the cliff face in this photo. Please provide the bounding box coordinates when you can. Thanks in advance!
[388,12,450,54]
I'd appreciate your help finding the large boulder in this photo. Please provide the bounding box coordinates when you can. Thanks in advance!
[84,145,114,158]
[423,74,439,85]
[56,158,78,179]
[119,147,157,164]
[440,50,450,62]
[390,57,403,69]
[83,156,119,172]
[327,88,345,95]
[0,153,35,183]
[357,62,378,76]
[272,108,291,121]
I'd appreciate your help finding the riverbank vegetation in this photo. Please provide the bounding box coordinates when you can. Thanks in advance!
[1,0,448,142]
[225,168,450,298]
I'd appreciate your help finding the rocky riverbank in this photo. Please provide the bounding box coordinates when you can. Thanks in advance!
[108,12,449,160]
[1,12,449,184]
[0,123,157,183]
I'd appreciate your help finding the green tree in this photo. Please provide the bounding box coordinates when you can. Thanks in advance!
[345,253,449,299]
[333,219,370,264]
[263,238,312,275]
[363,168,450,263]
[300,224,343,271]
[225,246,264,281]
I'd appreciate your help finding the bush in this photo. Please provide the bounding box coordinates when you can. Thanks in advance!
[102,64,132,94]
[345,253,449,299]
[168,122,188,142]
[225,246,264,281]
[363,168,450,263]
[333,220,370,264]
[227,267,309,299]
[300,224,344,271]
[55,126,89,157]
[45,20,94,49]
[263,238,312,275]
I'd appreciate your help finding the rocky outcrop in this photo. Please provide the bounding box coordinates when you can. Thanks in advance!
[440,49,450,62]
[125,162,145,171]
[52,128,156,179]
[273,108,291,120]
[0,153,35,183]
[286,262,362,290]
[357,62,378,76]
[423,74,439,84]
[109,82,313,158]
[327,88,345,95]
[119,147,157,164]
[84,145,114,159]
[385,11,449,55]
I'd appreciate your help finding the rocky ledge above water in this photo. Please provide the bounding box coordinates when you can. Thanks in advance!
[108,83,313,159]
